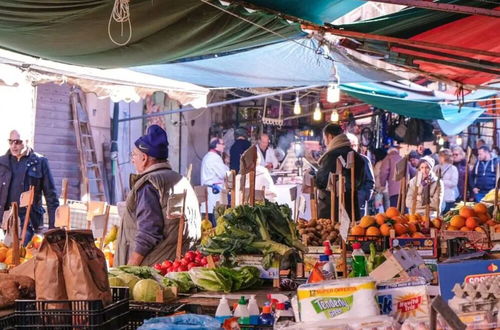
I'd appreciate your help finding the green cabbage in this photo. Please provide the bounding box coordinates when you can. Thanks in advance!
[108,276,125,287]
[133,279,162,302]
[117,273,140,292]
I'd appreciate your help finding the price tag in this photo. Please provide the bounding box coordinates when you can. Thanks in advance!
[298,195,306,214]
[339,203,350,242]
[289,186,298,201]
[91,214,107,238]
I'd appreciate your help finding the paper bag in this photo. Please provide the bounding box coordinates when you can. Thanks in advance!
[34,228,68,310]
[63,230,112,305]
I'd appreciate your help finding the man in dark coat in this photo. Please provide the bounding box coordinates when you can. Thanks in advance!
[470,146,497,202]
[315,124,366,221]
[229,127,251,173]
[0,130,59,245]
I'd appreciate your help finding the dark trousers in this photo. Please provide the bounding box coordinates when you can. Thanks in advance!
[389,195,399,208]
[203,213,216,227]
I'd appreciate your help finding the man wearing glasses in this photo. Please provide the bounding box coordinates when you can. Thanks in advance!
[0,130,59,245]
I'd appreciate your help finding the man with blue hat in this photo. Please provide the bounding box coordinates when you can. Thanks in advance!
[115,125,201,266]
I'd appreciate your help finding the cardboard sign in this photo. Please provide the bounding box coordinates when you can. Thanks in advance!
[87,201,106,221]
[339,203,350,242]
[219,190,229,205]
[239,145,257,176]
[395,156,408,181]
[298,195,307,215]
[55,205,71,228]
[167,192,187,218]
[91,214,107,238]
[302,173,313,194]
[289,186,298,201]
[19,188,34,208]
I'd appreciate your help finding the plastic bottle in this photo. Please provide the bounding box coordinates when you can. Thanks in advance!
[259,304,275,326]
[275,302,294,323]
[215,295,232,324]
[234,296,250,325]
[352,242,368,277]
[247,295,260,325]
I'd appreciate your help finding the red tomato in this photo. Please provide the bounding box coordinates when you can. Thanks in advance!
[180,259,189,266]
[161,260,172,269]
[173,260,181,267]
[195,251,202,257]
[179,265,188,272]
[194,256,202,264]
[185,251,196,260]
[187,262,196,269]
[153,263,162,271]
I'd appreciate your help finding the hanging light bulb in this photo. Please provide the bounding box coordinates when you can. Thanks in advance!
[438,136,445,146]
[330,109,339,122]
[313,103,322,121]
[327,82,340,103]
[293,93,301,115]
[456,135,463,146]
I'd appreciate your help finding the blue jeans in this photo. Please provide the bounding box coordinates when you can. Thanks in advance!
[474,193,486,203]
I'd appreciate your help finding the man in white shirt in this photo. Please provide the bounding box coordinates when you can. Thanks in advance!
[200,137,229,225]
[257,134,279,170]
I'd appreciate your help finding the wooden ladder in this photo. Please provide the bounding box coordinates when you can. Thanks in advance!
[70,87,106,202]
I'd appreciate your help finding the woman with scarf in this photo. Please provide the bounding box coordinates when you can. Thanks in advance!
[315,124,365,220]
[435,149,459,213]
[405,156,444,217]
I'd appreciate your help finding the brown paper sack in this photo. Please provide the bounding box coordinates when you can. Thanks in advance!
[34,228,69,317]
[63,230,112,305]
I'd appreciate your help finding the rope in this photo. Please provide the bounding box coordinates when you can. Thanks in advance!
[108,0,132,46]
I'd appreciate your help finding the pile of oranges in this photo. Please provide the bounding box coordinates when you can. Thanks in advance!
[446,203,499,233]
[350,207,437,238]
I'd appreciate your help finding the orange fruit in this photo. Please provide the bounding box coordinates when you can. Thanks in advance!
[460,226,471,232]
[375,213,388,225]
[360,216,376,228]
[4,255,13,265]
[450,215,466,228]
[399,234,411,238]
[380,223,393,237]
[412,232,425,238]
[392,215,408,224]
[386,207,400,219]
[351,225,365,236]
[465,217,478,230]
[408,214,419,223]
[487,219,499,227]
[0,248,7,262]
[394,223,408,236]
[495,226,500,233]
[407,222,418,234]
[477,213,490,224]
[473,203,488,215]
[475,227,486,233]
[366,226,381,236]
[459,206,476,219]
[431,218,442,229]
[447,225,459,231]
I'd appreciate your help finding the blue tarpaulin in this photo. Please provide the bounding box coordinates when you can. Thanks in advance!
[133,39,399,88]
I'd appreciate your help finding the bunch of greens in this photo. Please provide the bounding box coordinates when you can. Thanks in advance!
[201,201,305,267]
[162,272,196,293]
[189,266,262,293]
[110,266,155,279]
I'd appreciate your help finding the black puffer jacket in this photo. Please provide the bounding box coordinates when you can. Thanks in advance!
[315,146,366,221]
[0,150,59,228]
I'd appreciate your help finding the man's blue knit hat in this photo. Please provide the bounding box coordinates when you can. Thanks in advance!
[135,125,169,159]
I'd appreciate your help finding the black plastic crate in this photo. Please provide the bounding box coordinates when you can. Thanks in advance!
[15,287,129,329]
[0,313,16,329]
[347,235,390,253]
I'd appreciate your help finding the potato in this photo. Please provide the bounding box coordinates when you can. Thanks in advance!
[316,225,323,231]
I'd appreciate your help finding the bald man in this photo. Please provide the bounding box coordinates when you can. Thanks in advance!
[257,134,279,170]
[0,130,59,244]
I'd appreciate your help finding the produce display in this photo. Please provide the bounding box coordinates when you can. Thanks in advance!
[350,207,441,238]
[152,250,216,275]
[297,218,340,246]
[188,266,262,293]
[201,201,306,267]
[443,203,499,233]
